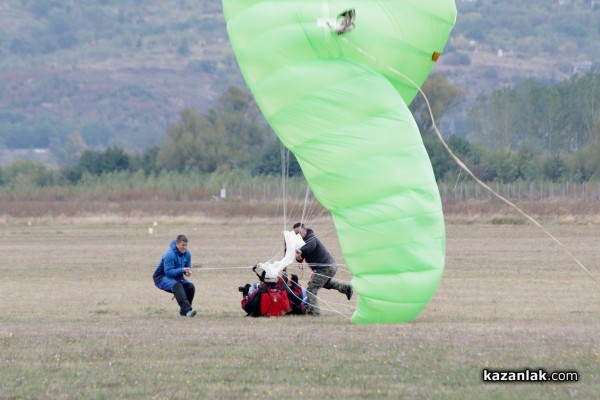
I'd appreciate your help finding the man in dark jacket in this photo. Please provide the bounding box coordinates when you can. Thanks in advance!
[153,234,197,318]
[293,222,352,315]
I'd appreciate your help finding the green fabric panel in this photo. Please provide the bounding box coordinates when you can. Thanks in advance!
[224,0,456,323]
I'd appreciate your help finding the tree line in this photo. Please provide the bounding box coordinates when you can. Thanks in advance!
[2,73,600,191]
[467,72,600,153]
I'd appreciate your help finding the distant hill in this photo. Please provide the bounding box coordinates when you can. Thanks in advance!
[0,0,598,158]
[0,0,244,153]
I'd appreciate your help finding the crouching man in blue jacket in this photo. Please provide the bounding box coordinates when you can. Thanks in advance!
[153,235,197,318]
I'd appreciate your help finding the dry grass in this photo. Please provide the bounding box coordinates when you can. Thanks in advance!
[1,215,599,399]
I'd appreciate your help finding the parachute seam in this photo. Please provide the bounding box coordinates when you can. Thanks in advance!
[328,181,440,213]
[353,267,438,277]
[355,295,427,305]
[259,62,393,122]
[304,142,427,183]
[288,108,407,153]
[335,206,443,231]
[343,234,445,259]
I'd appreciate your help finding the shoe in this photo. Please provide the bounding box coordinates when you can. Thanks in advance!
[185,309,197,318]
[345,286,353,301]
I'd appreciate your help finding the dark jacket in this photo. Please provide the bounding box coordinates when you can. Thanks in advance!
[300,229,335,269]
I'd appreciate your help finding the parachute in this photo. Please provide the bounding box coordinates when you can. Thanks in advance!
[223,0,457,323]
[255,230,305,282]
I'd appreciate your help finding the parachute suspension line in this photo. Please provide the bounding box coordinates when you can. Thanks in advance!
[190,261,354,274]
[453,168,463,193]
[283,280,356,319]
[283,265,357,316]
[280,143,289,231]
[340,37,600,289]
[285,263,352,272]
[279,143,314,231]
[300,185,311,228]
[279,277,355,318]
[192,265,260,270]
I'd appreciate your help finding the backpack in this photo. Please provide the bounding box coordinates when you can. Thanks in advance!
[259,285,291,317]
[241,281,291,317]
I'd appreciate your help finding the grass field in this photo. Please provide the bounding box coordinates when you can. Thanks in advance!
[1,214,599,399]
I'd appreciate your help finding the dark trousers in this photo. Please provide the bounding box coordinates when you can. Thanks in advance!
[172,281,195,315]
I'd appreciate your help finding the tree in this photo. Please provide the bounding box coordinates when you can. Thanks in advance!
[568,142,600,182]
[489,150,520,183]
[156,86,272,172]
[3,159,55,187]
[541,155,565,182]
[50,132,87,165]
[207,85,272,169]
[421,131,453,181]
[156,108,229,172]
[252,140,302,176]
[130,146,160,175]
[409,73,463,134]
[0,165,6,186]
[78,147,130,175]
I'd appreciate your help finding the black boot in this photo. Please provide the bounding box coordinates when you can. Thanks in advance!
[345,285,353,300]
[172,282,193,316]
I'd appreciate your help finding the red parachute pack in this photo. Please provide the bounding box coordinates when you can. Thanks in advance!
[259,284,290,317]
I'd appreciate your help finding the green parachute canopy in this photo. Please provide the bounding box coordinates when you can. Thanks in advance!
[223,0,457,323]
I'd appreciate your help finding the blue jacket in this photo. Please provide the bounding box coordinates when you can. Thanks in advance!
[153,240,192,292]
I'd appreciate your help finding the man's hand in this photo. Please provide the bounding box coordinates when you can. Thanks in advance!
[295,249,304,263]
[183,267,192,277]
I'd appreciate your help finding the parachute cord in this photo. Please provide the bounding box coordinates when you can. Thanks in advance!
[286,263,351,271]
[340,37,600,289]
[280,144,289,231]
[192,265,259,270]
[285,266,353,291]
[452,168,462,193]
[279,278,355,318]
[191,264,353,280]
[284,265,357,315]
[313,297,354,319]
[300,186,311,229]
[297,263,305,280]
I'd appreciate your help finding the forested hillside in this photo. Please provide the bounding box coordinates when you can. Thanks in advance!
[0,0,243,152]
[0,0,599,159]
[437,0,600,137]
